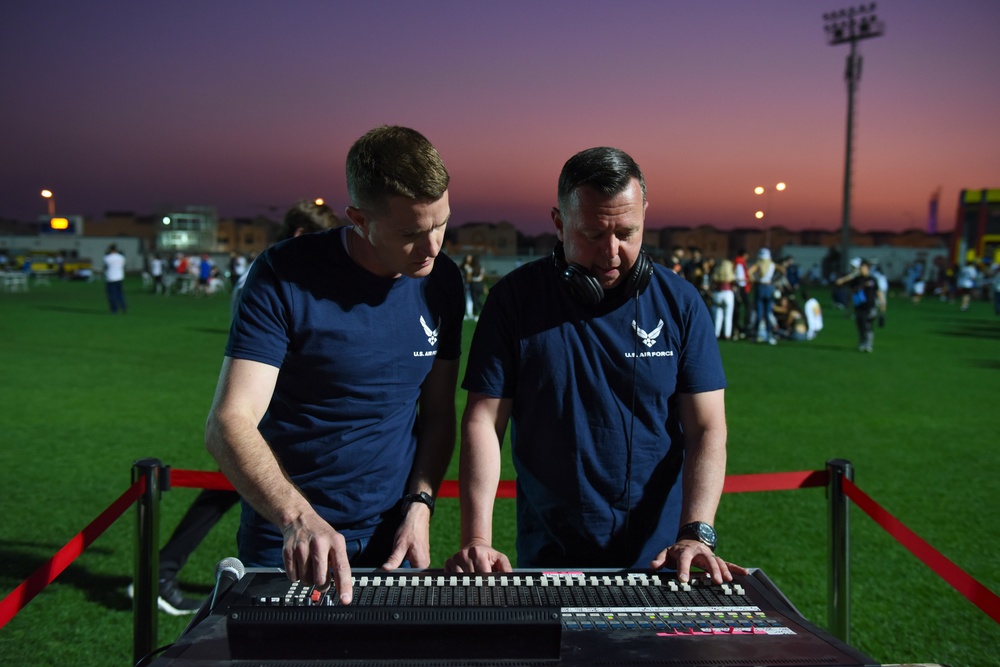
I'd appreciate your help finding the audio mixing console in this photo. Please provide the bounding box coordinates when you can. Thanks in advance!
[150,567,879,666]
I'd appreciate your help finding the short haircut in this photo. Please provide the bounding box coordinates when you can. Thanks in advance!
[277,199,339,242]
[557,147,646,212]
[346,125,449,212]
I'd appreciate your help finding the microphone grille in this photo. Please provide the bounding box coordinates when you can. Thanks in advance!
[215,556,245,579]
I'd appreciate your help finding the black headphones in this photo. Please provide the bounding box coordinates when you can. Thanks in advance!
[553,243,653,306]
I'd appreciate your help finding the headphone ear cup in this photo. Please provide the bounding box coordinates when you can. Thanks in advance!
[561,263,604,307]
[623,250,652,296]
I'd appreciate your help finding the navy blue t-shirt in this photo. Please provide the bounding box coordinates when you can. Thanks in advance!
[227,228,464,549]
[463,256,726,568]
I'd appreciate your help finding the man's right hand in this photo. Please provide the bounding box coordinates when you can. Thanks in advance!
[444,541,513,573]
[281,513,353,604]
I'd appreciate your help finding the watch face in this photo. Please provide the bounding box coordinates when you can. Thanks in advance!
[697,523,717,547]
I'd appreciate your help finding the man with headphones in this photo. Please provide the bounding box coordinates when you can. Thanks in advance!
[447,147,745,584]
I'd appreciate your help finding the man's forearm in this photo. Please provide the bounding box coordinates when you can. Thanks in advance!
[410,359,460,496]
[410,413,456,496]
[459,422,503,545]
[205,412,312,529]
[679,428,727,526]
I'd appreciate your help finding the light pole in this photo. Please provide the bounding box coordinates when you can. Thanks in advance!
[754,182,786,250]
[40,189,55,216]
[823,4,885,274]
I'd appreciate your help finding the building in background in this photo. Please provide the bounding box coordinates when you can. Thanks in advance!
[950,188,1000,264]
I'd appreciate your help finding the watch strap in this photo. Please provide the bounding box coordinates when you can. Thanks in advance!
[677,521,716,550]
[401,491,435,516]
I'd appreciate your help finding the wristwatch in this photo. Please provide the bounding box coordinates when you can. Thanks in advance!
[677,521,717,551]
[401,491,435,517]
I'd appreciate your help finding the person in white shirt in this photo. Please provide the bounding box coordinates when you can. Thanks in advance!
[150,253,165,295]
[103,244,127,314]
[956,262,978,312]
[803,295,823,340]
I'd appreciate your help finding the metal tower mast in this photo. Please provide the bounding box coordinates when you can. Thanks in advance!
[823,4,885,273]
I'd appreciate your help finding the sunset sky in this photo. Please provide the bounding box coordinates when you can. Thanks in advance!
[2,0,998,236]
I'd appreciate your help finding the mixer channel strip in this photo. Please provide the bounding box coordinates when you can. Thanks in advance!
[257,572,754,609]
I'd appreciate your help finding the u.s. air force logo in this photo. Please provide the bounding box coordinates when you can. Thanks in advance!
[633,319,664,348]
[420,315,440,345]
[414,316,441,357]
[627,319,675,358]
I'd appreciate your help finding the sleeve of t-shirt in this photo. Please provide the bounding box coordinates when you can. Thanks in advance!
[462,275,518,398]
[225,251,289,369]
[434,258,467,362]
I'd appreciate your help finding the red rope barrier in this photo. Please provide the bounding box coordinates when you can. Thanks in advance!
[439,472,827,499]
[0,478,147,629]
[168,469,825,498]
[723,470,826,493]
[170,469,234,490]
[843,479,1000,624]
[437,479,516,499]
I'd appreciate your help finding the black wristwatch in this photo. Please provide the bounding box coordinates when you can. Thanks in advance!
[677,521,717,551]
[401,491,435,517]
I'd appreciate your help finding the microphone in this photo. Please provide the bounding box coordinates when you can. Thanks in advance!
[209,557,245,612]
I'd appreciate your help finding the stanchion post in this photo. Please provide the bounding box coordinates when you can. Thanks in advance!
[132,458,164,665]
[826,458,853,643]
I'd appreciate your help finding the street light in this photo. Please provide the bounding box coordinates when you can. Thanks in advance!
[40,189,55,216]
[823,4,885,274]
[754,182,787,250]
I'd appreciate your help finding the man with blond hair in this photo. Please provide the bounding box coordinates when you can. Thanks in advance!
[206,126,463,604]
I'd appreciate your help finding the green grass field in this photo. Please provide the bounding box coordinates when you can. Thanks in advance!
[1,277,997,666]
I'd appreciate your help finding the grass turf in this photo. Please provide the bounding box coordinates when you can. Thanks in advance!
[0,277,997,666]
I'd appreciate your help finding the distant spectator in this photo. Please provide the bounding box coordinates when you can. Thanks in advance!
[956,262,978,312]
[871,262,889,326]
[683,246,706,297]
[195,254,214,296]
[208,266,225,294]
[835,258,881,353]
[784,255,800,294]
[710,258,736,340]
[461,255,475,320]
[231,252,248,289]
[103,244,127,314]
[911,274,926,304]
[469,257,486,319]
[748,248,778,345]
[231,198,338,319]
[772,295,809,341]
[803,292,824,339]
[150,253,165,295]
[667,246,685,274]
[732,249,750,339]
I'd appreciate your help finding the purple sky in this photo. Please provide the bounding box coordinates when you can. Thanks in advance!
[2,0,998,236]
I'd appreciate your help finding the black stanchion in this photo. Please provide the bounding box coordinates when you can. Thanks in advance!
[133,458,164,665]
[826,458,853,643]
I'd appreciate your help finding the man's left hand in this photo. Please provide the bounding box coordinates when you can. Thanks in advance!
[651,540,749,584]
[381,502,432,570]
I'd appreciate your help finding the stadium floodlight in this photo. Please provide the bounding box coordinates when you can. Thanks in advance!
[823,4,885,274]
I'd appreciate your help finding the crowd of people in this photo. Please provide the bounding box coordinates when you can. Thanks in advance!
[901,256,1000,313]
[145,252,231,296]
[668,245,824,346]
